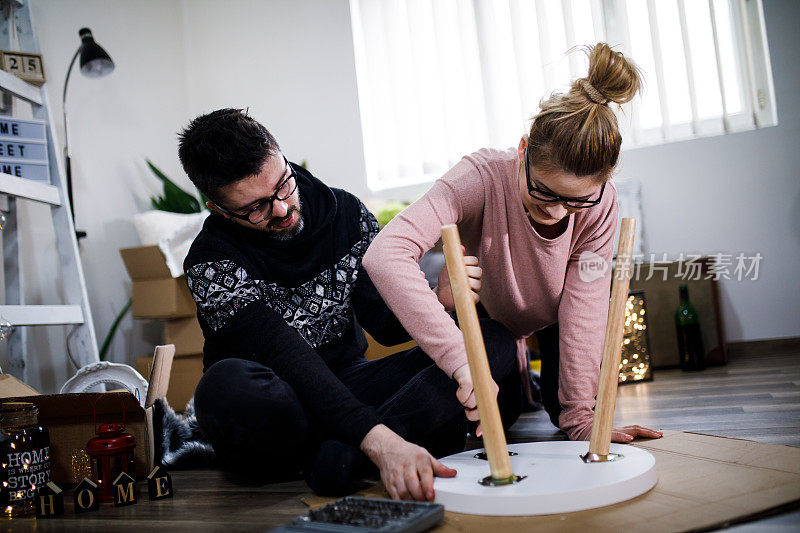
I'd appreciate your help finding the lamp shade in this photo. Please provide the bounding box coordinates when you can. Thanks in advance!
[78,28,114,78]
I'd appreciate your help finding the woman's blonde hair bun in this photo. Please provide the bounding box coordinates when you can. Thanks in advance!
[579,42,641,106]
[527,42,642,181]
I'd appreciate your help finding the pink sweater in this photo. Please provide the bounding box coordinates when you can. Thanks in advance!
[363,148,618,441]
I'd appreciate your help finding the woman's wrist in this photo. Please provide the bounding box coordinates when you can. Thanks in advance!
[452,363,470,381]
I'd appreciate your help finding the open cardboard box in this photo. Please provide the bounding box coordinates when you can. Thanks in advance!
[0,345,175,485]
[120,245,196,318]
[135,352,203,410]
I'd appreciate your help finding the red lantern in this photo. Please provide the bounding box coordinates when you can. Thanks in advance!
[85,394,136,503]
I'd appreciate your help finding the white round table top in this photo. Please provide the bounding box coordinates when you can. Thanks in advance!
[433,441,657,516]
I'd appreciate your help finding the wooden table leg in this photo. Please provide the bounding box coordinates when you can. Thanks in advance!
[584,217,637,461]
[441,224,514,482]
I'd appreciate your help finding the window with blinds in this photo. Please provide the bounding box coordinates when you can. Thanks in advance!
[350,0,776,191]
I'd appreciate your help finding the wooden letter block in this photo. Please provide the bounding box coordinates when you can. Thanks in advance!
[35,481,64,518]
[147,466,173,500]
[1,52,23,75]
[112,471,138,507]
[0,50,46,86]
[73,477,100,514]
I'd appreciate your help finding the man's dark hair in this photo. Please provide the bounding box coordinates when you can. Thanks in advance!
[178,108,280,201]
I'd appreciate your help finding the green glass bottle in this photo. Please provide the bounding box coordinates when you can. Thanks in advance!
[675,285,706,371]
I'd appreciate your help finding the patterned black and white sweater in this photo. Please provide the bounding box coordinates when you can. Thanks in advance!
[183,163,410,448]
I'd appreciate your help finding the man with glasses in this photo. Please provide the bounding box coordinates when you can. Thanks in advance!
[177,109,520,501]
[210,154,302,236]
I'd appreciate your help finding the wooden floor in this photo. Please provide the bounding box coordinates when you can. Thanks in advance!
[9,349,800,531]
[509,351,800,447]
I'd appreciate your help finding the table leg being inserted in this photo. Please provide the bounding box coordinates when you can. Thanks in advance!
[441,224,519,485]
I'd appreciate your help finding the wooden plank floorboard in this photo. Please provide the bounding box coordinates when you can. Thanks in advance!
[616,392,799,409]
[619,382,799,397]
[616,406,748,417]
[627,373,800,388]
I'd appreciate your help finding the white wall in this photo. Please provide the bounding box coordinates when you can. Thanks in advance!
[16,0,799,391]
[24,0,193,392]
[617,0,800,342]
[181,0,368,197]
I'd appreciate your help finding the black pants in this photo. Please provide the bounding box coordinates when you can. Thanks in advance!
[194,318,522,477]
[535,322,563,429]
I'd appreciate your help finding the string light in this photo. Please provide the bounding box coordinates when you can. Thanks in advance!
[71,449,92,481]
[619,290,652,384]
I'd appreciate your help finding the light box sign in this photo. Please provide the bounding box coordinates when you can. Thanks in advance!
[0,139,47,160]
[0,117,46,140]
[0,160,49,182]
[0,117,50,183]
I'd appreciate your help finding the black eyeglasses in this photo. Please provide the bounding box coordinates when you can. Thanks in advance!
[215,156,298,225]
[524,146,604,209]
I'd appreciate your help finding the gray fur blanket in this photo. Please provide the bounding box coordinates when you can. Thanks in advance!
[154,397,216,468]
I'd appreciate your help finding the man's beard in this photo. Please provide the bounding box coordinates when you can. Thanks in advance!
[264,197,303,241]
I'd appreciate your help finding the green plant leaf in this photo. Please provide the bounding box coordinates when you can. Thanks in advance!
[376,202,409,228]
[146,159,203,213]
[99,298,132,361]
[164,180,198,213]
[198,190,210,208]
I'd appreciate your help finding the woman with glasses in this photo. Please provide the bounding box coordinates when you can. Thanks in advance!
[363,43,663,444]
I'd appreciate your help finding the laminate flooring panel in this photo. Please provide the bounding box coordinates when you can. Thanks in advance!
[6,350,798,531]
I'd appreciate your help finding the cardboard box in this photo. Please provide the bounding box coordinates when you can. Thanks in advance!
[165,316,205,356]
[136,353,203,410]
[0,374,39,396]
[0,346,173,485]
[304,431,800,531]
[630,258,727,368]
[120,245,196,318]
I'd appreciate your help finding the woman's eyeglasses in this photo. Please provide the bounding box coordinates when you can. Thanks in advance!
[524,146,604,209]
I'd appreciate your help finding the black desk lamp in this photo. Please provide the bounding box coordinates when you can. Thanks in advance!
[62,27,114,241]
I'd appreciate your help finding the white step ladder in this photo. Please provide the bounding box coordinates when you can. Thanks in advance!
[0,0,99,381]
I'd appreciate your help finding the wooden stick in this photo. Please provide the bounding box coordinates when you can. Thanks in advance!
[441,224,513,481]
[587,218,637,457]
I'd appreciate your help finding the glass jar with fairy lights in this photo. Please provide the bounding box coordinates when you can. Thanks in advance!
[619,290,653,383]
[0,401,51,517]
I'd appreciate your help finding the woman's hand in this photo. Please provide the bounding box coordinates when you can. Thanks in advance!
[611,425,663,443]
[452,363,498,437]
[435,247,481,312]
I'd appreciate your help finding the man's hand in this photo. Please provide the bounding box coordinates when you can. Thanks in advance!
[435,247,481,312]
[360,425,456,501]
[611,425,663,443]
[452,364,498,438]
